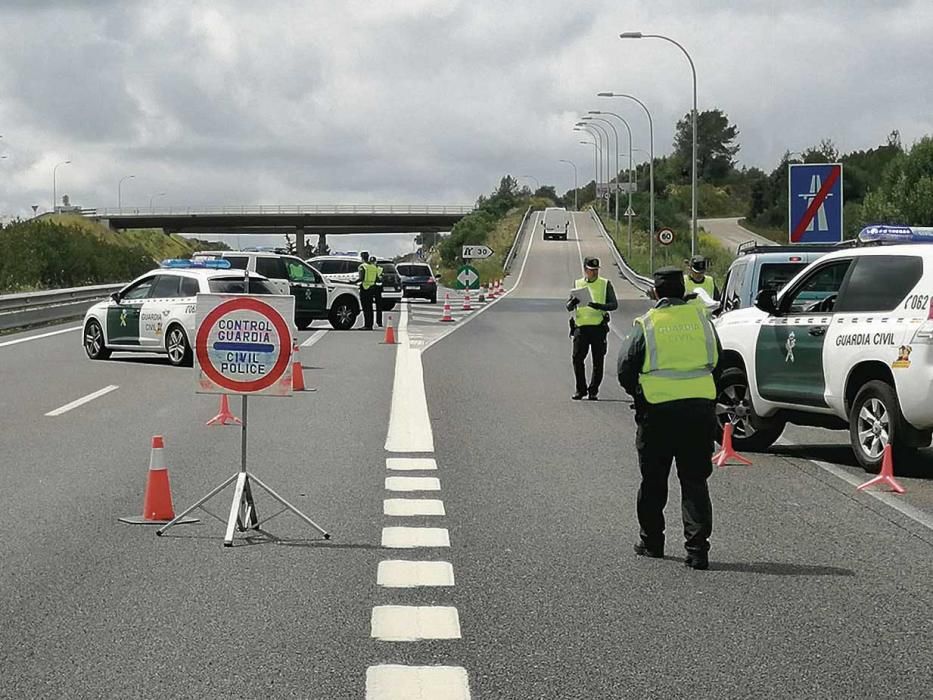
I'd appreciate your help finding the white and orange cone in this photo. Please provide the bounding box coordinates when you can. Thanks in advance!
[119,436,198,525]
[381,314,397,344]
[462,292,472,311]
[292,341,306,391]
[478,285,487,303]
[440,293,456,322]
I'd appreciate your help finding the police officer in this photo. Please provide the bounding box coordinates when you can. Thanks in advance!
[358,252,380,330]
[372,258,385,328]
[566,257,618,400]
[684,255,720,305]
[617,267,723,570]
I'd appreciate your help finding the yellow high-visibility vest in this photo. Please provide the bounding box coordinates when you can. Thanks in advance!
[360,262,379,290]
[574,277,608,327]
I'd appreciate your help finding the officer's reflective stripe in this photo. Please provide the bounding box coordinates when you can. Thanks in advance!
[697,305,716,365]
[642,315,659,372]
[647,367,712,379]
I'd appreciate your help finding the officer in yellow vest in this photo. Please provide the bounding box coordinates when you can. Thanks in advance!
[683,255,720,307]
[617,267,723,570]
[358,252,380,330]
[566,257,618,400]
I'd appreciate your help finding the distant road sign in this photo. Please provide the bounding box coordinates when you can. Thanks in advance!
[462,245,494,259]
[195,294,295,396]
[455,265,480,290]
[624,206,636,217]
[789,163,843,243]
[657,228,674,246]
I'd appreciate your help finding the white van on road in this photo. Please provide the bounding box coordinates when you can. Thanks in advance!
[542,207,570,241]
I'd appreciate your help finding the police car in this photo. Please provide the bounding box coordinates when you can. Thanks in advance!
[714,225,933,472]
[82,259,278,367]
[306,254,403,309]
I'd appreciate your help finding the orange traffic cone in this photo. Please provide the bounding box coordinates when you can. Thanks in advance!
[857,444,906,494]
[478,285,487,303]
[382,314,397,344]
[206,394,242,426]
[489,281,498,299]
[712,422,753,467]
[462,292,472,311]
[119,436,197,525]
[499,279,507,294]
[440,293,456,322]
[292,341,306,391]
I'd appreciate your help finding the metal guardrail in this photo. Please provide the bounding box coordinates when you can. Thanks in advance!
[0,284,123,331]
[503,206,532,272]
[588,208,653,295]
[92,204,476,217]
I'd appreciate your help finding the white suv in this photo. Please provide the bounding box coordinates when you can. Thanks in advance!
[714,232,933,471]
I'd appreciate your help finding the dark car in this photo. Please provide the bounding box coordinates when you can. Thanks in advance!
[396,262,438,303]
[374,259,403,310]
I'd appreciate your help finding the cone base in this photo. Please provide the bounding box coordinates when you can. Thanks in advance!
[119,515,199,525]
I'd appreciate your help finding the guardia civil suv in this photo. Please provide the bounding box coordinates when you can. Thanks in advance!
[714,225,933,472]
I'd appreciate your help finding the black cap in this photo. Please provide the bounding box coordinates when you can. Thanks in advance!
[653,266,685,298]
[584,257,600,269]
[689,255,707,272]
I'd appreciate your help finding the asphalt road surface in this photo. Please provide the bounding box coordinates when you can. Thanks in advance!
[700,216,776,254]
[2,210,932,699]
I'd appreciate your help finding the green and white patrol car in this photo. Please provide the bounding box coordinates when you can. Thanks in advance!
[82,260,278,367]
[714,226,933,472]
[193,251,361,330]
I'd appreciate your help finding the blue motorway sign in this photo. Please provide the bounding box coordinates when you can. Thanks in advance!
[788,163,843,243]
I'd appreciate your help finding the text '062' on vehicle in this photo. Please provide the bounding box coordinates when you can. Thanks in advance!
[713,225,933,472]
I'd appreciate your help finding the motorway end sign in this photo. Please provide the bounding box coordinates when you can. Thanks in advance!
[462,244,494,259]
[788,163,843,243]
[195,294,296,396]
[455,264,480,290]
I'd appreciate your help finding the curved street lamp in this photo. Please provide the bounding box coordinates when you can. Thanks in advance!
[575,132,600,200]
[559,159,578,210]
[118,175,136,210]
[585,114,626,249]
[149,192,167,212]
[52,160,71,212]
[519,174,540,192]
[577,121,608,210]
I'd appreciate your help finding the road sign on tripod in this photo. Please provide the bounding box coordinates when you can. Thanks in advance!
[788,163,843,243]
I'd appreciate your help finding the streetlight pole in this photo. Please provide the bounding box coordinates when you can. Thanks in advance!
[520,174,540,193]
[118,175,136,210]
[52,160,71,213]
[149,192,167,212]
[577,137,599,204]
[620,32,698,256]
[559,159,578,210]
[575,126,602,204]
[583,121,611,200]
[588,111,635,258]
[599,92,656,271]
[577,122,607,211]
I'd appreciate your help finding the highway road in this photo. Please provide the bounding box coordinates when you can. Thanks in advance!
[699,216,776,254]
[2,210,932,698]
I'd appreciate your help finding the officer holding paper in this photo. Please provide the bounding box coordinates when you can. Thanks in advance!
[566,257,618,400]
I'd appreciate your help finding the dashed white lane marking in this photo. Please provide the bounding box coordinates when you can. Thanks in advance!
[385,304,435,453]
[0,324,81,349]
[377,560,455,588]
[384,499,446,516]
[385,476,441,492]
[371,606,461,641]
[45,385,119,417]
[382,527,450,548]
[386,457,437,471]
[366,665,471,700]
[300,329,328,347]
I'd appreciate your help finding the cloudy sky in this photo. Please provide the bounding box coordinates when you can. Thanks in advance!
[2,1,932,252]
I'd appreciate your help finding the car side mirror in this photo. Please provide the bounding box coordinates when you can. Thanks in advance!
[754,289,778,315]
[110,291,122,304]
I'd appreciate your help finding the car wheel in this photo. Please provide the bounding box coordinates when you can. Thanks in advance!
[329,296,358,330]
[165,324,193,367]
[715,366,785,451]
[849,380,916,473]
[84,319,111,360]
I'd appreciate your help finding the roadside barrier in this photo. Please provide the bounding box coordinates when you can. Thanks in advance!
[713,423,752,467]
[206,394,242,426]
[119,436,196,525]
[382,314,397,344]
[440,294,455,323]
[857,444,906,494]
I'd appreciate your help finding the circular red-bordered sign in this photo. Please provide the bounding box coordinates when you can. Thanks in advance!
[196,297,291,393]
[657,228,675,246]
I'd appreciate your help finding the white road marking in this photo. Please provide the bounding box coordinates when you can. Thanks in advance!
[0,325,81,349]
[45,384,119,417]
[377,560,455,588]
[381,527,450,548]
[385,476,441,492]
[384,499,446,516]
[777,438,933,533]
[385,303,435,453]
[386,457,437,471]
[366,665,471,700]
[371,605,461,641]
[421,211,539,352]
[300,329,328,347]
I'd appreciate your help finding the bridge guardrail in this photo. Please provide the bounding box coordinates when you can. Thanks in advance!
[92,204,476,217]
[0,284,123,332]
[503,206,532,273]
[588,208,653,295]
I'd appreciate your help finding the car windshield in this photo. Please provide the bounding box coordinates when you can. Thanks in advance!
[758,262,807,294]
[397,264,431,277]
[208,277,277,294]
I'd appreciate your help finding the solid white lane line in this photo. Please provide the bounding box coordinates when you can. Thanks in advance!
[386,457,437,471]
[0,325,81,349]
[421,211,539,353]
[45,385,119,417]
[382,527,450,548]
[366,665,471,700]
[300,329,328,347]
[777,438,933,533]
[377,560,455,588]
[385,476,440,492]
[384,499,446,516]
[371,605,461,641]
[385,303,435,453]
[573,212,585,268]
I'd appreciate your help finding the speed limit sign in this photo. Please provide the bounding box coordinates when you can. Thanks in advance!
[657,228,674,246]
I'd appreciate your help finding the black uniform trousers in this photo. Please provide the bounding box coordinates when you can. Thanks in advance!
[373,285,384,326]
[635,398,715,554]
[360,286,376,329]
[572,324,608,396]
